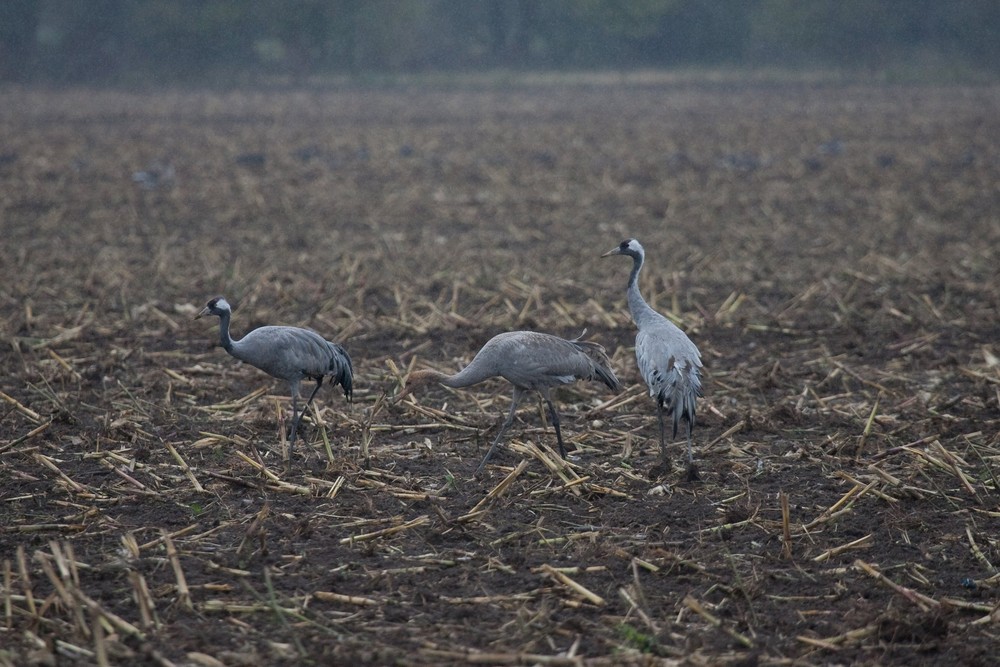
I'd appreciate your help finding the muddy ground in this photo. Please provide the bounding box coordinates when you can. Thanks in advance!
[1,76,999,666]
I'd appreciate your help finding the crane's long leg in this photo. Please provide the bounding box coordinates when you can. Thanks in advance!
[476,387,524,476]
[541,391,567,459]
[656,399,671,468]
[288,379,323,460]
[285,392,299,469]
[685,419,693,469]
[685,418,699,481]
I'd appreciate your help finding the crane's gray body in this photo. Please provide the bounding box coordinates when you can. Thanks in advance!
[197,297,352,461]
[604,239,702,475]
[406,330,620,475]
[443,331,620,395]
[628,284,702,435]
[225,324,353,399]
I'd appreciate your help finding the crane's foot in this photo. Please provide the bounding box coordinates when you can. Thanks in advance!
[474,446,504,479]
[648,457,672,480]
[473,459,495,480]
[290,422,304,440]
[685,463,701,482]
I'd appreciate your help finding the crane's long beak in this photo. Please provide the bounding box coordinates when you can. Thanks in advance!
[601,247,622,258]
[392,383,414,404]
[195,306,210,320]
[393,370,431,404]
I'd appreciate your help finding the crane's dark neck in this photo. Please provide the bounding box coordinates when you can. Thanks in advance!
[626,251,657,324]
[217,310,235,353]
[445,361,497,388]
[627,251,643,289]
[410,362,496,390]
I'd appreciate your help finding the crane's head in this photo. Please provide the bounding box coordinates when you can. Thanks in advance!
[393,369,445,404]
[195,296,232,320]
[601,238,644,260]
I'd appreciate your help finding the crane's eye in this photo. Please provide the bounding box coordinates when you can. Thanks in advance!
[620,241,629,250]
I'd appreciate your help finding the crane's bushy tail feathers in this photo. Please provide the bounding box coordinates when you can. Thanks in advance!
[328,344,354,402]
[594,364,621,393]
[340,372,353,402]
[571,339,622,392]
[660,377,699,439]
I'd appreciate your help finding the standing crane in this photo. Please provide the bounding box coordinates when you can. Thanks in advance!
[396,331,621,476]
[602,239,703,479]
[196,297,353,461]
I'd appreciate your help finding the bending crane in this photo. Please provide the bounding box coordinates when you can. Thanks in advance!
[397,330,620,475]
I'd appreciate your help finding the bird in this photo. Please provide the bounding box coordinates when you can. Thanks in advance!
[602,238,703,479]
[196,296,353,460]
[131,162,175,190]
[396,331,621,476]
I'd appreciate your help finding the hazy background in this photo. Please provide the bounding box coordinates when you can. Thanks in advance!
[2,0,998,85]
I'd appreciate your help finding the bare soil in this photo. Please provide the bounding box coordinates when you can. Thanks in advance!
[1,77,999,666]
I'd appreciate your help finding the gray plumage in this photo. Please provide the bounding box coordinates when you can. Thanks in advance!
[196,297,353,459]
[398,330,621,475]
[603,239,703,478]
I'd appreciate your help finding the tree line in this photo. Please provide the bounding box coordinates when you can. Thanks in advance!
[2,0,997,84]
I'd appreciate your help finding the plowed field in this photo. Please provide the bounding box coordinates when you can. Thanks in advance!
[2,78,999,666]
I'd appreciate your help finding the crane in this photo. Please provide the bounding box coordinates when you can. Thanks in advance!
[602,239,703,479]
[396,330,621,476]
[196,296,353,460]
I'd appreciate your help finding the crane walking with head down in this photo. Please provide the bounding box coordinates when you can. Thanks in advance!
[397,331,621,476]
[196,297,353,461]
[603,239,703,479]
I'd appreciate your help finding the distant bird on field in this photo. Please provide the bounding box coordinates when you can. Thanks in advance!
[603,239,703,479]
[396,331,621,476]
[196,297,353,460]
[131,162,175,190]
